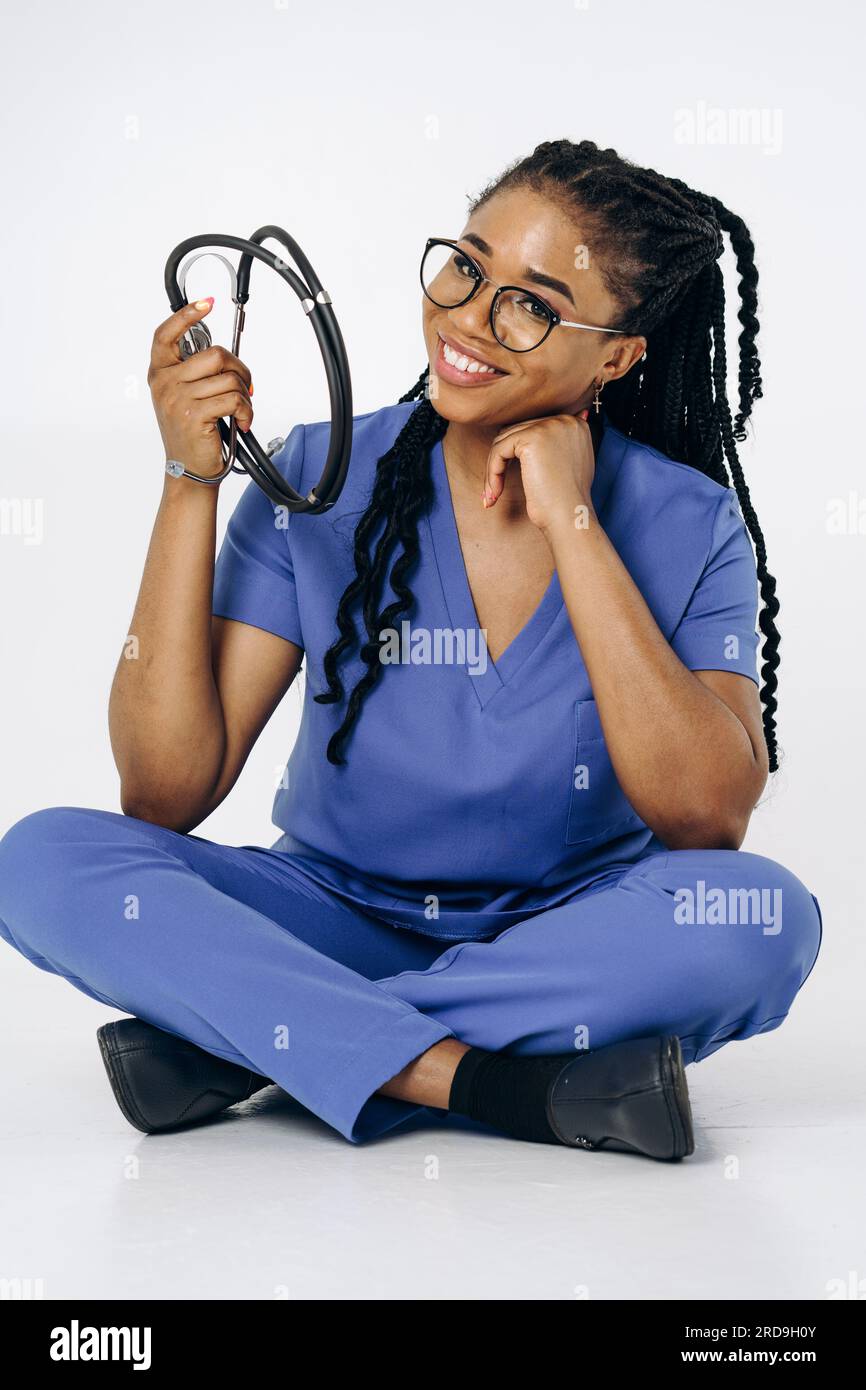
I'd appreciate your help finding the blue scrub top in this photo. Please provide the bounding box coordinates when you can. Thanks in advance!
[212,400,760,941]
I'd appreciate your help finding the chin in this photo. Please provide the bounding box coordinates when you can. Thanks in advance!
[426,383,500,427]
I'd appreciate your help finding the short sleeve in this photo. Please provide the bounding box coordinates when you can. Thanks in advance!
[211,423,305,649]
[669,489,760,684]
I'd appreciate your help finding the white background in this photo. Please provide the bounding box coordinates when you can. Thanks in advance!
[0,0,863,1301]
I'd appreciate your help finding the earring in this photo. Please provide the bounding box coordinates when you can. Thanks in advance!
[593,379,605,414]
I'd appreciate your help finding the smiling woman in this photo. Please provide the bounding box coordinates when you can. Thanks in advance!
[0,137,821,1164]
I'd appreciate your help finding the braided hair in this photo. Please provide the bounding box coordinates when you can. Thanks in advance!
[316,138,780,770]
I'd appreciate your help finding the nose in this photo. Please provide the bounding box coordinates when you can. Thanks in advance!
[448,280,498,342]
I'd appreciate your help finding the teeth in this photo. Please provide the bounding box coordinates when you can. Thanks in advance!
[441,339,498,374]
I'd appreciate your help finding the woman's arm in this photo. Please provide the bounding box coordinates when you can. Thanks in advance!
[484,413,768,850]
[109,302,302,833]
[544,503,768,849]
[108,481,303,833]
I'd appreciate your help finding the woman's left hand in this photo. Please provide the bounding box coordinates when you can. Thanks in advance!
[483,408,595,537]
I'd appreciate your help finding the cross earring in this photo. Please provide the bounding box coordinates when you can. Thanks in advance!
[593,379,605,414]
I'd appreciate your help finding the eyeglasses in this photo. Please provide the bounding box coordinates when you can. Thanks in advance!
[420,237,626,353]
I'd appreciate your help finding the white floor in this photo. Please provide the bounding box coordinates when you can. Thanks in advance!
[1,925,863,1303]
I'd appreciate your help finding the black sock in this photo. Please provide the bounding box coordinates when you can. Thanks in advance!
[448,1047,571,1144]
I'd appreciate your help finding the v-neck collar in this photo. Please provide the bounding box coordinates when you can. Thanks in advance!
[425,407,616,709]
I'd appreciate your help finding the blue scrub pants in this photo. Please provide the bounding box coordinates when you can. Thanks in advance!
[0,807,822,1143]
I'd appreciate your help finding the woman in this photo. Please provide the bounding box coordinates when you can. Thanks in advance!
[0,139,822,1161]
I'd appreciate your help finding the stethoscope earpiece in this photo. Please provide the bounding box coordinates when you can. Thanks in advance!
[164,227,353,513]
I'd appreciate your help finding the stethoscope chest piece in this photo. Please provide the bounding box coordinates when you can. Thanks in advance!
[164,226,352,512]
[179,321,213,359]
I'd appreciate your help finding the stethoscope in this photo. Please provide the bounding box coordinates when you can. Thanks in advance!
[163,225,352,513]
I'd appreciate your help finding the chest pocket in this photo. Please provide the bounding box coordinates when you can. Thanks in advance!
[566,698,644,845]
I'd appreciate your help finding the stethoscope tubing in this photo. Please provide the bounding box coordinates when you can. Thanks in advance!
[164,226,353,512]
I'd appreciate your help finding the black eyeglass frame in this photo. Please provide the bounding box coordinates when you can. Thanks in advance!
[420,236,626,353]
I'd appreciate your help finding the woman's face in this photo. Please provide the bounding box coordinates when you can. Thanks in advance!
[421,187,644,430]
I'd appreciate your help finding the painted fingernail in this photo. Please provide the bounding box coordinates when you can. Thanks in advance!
[193,297,214,311]
[580,408,589,420]
[249,381,254,397]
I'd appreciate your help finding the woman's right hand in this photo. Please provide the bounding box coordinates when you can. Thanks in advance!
[148,298,254,479]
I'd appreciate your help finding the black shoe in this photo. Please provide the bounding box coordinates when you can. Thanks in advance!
[546,1035,695,1161]
[97,1018,272,1135]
